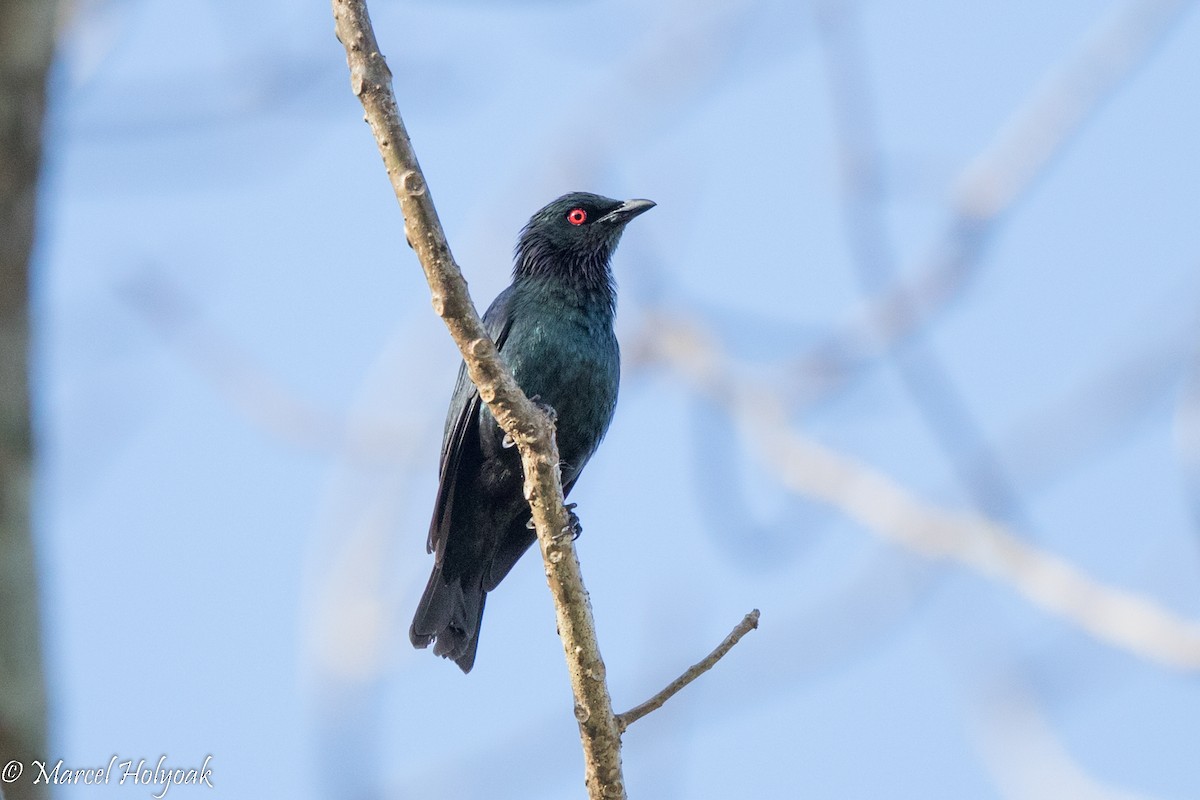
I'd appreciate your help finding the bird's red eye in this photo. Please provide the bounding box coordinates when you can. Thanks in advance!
[567,208,587,225]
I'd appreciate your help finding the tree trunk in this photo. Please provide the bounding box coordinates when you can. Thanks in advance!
[0,1,58,798]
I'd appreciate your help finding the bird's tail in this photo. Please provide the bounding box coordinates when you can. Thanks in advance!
[409,564,486,673]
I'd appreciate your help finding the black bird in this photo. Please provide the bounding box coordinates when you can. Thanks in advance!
[410,192,654,672]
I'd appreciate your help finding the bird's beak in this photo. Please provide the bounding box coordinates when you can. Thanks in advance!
[599,198,656,225]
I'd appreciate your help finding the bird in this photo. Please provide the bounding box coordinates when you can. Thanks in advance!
[409,192,655,672]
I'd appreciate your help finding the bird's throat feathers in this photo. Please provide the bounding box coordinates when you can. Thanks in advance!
[512,234,617,315]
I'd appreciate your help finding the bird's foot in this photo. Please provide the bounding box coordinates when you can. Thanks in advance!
[524,503,583,540]
[563,503,582,540]
[529,395,558,424]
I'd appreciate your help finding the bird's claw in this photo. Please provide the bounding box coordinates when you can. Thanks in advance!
[563,502,582,540]
[529,395,558,424]
[526,504,583,540]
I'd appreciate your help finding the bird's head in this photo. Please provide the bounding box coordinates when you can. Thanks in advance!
[513,192,655,294]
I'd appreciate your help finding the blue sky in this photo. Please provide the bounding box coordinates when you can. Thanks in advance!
[34,0,1200,797]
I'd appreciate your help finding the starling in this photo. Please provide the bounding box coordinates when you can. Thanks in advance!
[410,192,654,672]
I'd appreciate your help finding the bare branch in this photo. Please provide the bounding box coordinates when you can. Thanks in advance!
[616,610,760,734]
[330,2,626,796]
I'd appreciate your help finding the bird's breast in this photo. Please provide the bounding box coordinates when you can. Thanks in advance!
[502,311,620,470]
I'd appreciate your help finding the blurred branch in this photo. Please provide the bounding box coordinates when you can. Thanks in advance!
[1174,345,1200,538]
[331,2,628,796]
[818,0,1028,523]
[0,1,58,798]
[1006,306,1197,493]
[616,609,760,734]
[404,298,1200,791]
[687,392,825,570]
[955,0,1193,220]
[498,0,786,229]
[641,314,1200,671]
[973,683,1157,800]
[805,0,1192,384]
[120,269,414,463]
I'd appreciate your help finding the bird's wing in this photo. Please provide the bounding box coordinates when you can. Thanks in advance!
[427,287,517,558]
